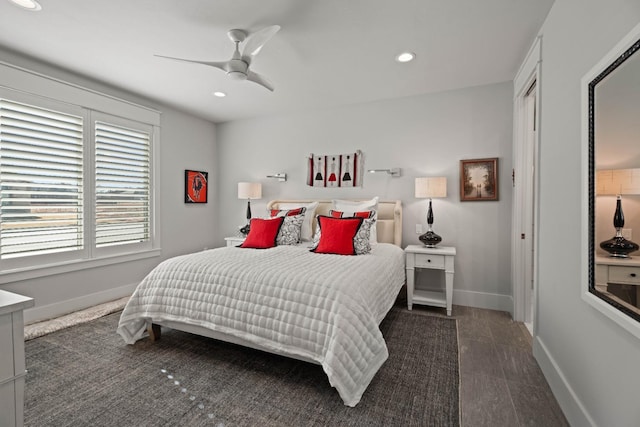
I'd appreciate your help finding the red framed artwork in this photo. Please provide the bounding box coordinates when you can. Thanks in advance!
[185,170,208,203]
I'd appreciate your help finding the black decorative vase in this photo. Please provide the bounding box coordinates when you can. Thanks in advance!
[600,196,639,258]
[419,229,442,247]
[419,199,442,247]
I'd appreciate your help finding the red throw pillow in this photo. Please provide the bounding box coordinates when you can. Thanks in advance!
[311,216,363,255]
[240,217,284,249]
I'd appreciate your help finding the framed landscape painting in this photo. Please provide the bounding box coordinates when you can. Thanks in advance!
[185,170,208,203]
[460,158,498,201]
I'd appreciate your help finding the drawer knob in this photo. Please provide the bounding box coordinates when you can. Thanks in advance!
[631,273,637,278]
[427,259,431,263]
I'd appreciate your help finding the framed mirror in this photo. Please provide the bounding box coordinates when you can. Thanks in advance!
[587,24,640,330]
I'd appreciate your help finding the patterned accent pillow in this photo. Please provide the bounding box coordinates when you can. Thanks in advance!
[276,214,304,245]
[276,202,319,241]
[310,216,363,255]
[312,214,372,255]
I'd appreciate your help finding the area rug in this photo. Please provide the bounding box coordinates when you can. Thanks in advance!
[24,308,459,427]
[24,296,129,340]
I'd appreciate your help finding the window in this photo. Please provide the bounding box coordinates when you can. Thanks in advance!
[0,90,157,275]
[94,116,152,254]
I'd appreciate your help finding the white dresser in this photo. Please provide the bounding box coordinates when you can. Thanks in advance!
[0,290,34,427]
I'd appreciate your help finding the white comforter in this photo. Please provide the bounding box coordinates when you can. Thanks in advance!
[117,243,405,407]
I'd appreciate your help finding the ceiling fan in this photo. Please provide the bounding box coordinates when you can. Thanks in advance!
[155,25,280,91]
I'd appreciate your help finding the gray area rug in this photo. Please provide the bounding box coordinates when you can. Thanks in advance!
[25,307,459,426]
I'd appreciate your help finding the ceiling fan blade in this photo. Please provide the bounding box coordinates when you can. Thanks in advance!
[154,55,228,72]
[241,25,280,63]
[247,70,274,91]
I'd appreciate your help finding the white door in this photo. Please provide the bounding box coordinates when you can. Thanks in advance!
[511,36,541,332]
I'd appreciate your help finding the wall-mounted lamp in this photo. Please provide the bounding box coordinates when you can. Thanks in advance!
[238,182,262,235]
[367,168,401,177]
[266,173,287,182]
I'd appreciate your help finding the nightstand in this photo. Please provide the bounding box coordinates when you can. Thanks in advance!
[225,236,246,247]
[405,245,456,316]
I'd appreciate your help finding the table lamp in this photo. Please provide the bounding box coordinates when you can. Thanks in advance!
[596,169,640,258]
[415,177,447,247]
[238,182,262,235]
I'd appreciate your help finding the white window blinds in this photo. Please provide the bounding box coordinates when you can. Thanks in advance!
[95,121,150,248]
[0,99,84,259]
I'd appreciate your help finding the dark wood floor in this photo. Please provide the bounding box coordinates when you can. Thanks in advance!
[406,303,569,427]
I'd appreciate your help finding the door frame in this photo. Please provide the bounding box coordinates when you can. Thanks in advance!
[512,36,542,331]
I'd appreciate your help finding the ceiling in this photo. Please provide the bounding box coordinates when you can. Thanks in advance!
[0,0,554,123]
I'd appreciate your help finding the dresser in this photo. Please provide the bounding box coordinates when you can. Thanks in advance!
[595,256,640,307]
[0,290,34,427]
[405,245,456,316]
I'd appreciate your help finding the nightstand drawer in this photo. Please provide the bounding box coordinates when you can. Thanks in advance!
[414,254,445,269]
[608,266,640,284]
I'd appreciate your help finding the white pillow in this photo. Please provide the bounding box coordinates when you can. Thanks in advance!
[277,202,319,241]
[332,197,379,243]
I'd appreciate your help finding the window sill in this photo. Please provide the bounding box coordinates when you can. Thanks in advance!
[0,248,161,285]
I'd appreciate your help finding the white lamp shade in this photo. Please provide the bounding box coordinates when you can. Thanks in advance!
[238,182,262,199]
[415,177,447,198]
[596,168,640,195]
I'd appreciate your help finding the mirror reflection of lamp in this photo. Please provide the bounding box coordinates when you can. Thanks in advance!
[237,182,262,236]
[596,168,640,258]
[415,177,447,247]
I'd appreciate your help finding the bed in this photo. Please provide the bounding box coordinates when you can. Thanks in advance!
[117,199,405,407]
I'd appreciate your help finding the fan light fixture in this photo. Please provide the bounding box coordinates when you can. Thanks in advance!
[396,52,415,63]
[213,91,227,98]
[9,0,41,10]
[155,25,280,91]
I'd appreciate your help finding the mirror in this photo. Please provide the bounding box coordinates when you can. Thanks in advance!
[589,35,640,323]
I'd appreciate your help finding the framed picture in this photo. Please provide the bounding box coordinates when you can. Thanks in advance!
[185,170,208,203]
[460,158,499,201]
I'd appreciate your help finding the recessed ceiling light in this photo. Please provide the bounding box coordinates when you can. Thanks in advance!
[9,0,42,11]
[396,52,415,63]
[213,91,227,98]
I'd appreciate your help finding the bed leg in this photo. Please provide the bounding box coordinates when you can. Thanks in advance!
[147,323,161,341]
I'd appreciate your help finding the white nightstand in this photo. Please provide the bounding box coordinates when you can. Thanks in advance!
[225,236,246,247]
[405,245,456,316]
[595,255,640,307]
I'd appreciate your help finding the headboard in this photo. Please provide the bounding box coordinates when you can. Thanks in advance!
[266,200,403,247]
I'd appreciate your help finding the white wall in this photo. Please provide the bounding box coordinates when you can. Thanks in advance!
[217,82,514,311]
[534,1,640,425]
[0,48,218,322]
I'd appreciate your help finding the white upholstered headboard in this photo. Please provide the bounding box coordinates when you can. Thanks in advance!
[266,200,403,247]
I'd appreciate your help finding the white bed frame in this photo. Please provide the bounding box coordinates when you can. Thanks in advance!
[146,199,403,363]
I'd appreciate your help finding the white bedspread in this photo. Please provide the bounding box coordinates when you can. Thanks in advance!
[117,243,405,407]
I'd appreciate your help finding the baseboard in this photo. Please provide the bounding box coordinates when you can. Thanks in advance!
[453,289,514,315]
[24,283,136,324]
[533,336,596,427]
